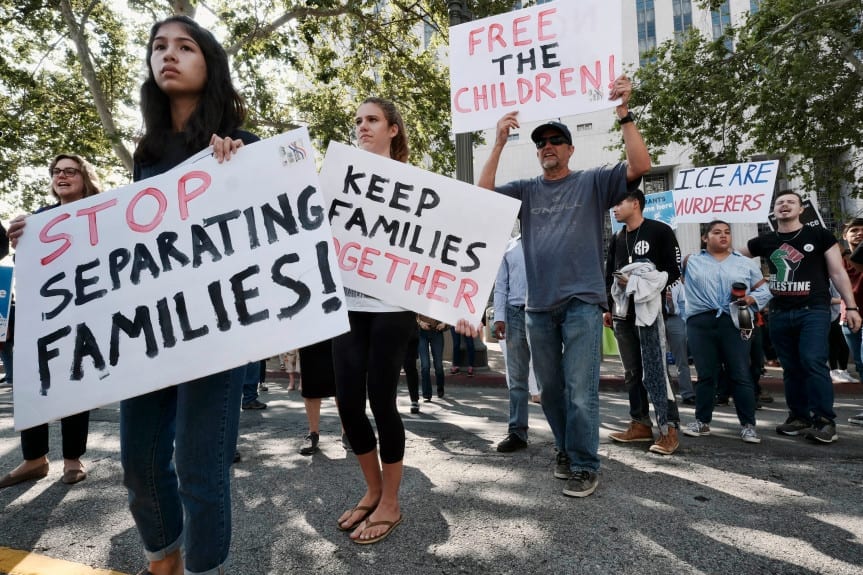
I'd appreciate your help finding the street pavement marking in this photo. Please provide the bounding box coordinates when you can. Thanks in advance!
[0,547,126,575]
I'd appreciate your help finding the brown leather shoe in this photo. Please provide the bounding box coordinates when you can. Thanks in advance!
[0,462,49,489]
[609,421,654,443]
[649,427,680,455]
[61,468,88,485]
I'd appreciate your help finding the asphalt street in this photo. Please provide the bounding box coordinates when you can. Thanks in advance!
[1,361,862,575]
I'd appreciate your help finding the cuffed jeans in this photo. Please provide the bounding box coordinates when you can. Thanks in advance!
[686,311,757,426]
[527,298,601,474]
[418,328,444,399]
[613,315,679,430]
[769,306,835,424]
[503,304,531,441]
[120,368,242,575]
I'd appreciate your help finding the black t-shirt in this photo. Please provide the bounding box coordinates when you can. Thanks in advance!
[605,218,681,314]
[134,129,260,181]
[747,225,836,309]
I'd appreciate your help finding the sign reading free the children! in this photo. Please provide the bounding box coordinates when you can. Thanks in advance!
[319,142,520,327]
[449,0,623,133]
[13,129,350,430]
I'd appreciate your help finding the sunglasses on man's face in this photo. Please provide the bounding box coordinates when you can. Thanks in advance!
[534,135,568,149]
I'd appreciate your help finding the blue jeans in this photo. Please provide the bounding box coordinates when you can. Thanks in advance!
[664,314,694,400]
[240,361,262,405]
[769,306,835,423]
[527,298,601,474]
[120,368,243,575]
[505,305,531,441]
[841,324,863,374]
[686,312,757,426]
[418,328,444,399]
[450,326,475,368]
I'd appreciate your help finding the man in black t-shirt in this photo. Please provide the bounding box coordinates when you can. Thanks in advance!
[604,189,682,454]
[743,191,860,443]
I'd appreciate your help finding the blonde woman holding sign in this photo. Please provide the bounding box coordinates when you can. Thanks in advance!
[334,97,416,545]
[1,153,101,489]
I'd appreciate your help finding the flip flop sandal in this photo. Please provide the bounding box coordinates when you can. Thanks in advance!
[337,504,376,532]
[353,515,403,545]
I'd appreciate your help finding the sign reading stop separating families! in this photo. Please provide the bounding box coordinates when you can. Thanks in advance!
[319,142,520,327]
[13,129,349,430]
[449,0,623,133]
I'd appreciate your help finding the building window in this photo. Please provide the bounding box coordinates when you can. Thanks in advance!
[636,0,656,66]
[576,123,593,132]
[672,0,692,42]
[750,0,761,13]
[711,1,733,50]
[423,21,434,49]
[507,132,520,142]
[643,173,669,195]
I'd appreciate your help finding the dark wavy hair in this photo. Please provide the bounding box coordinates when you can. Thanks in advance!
[49,153,101,202]
[360,97,409,163]
[134,16,246,166]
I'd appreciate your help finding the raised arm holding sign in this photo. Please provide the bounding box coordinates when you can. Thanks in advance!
[475,74,651,499]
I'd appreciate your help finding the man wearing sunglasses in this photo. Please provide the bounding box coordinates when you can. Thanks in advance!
[477,75,650,498]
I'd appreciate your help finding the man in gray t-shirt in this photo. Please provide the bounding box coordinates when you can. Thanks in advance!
[476,75,650,498]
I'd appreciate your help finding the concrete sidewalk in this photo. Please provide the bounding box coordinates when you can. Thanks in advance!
[264,338,863,396]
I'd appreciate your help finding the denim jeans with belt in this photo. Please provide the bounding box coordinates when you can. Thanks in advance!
[527,297,601,474]
[120,367,243,575]
[769,305,835,423]
[504,304,531,442]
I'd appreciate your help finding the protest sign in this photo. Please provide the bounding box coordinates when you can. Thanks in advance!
[672,160,779,223]
[449,0,623,133]
[13,129,349,430]
[0,266,11,341]
[610,190,677,233]
[318,142,520,326]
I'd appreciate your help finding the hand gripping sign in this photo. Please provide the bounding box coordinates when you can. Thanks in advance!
[13,129,349,430]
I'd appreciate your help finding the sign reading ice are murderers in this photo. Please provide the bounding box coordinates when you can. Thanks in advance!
[319,142,520,326]
[672,160,779,224]
[449,0,623,134]
[13,129,349,430]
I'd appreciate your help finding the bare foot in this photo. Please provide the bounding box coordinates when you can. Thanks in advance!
[338,495,380,531]
[350,501,401,541]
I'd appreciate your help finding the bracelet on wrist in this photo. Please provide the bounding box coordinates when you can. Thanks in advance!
[847,307,859,311]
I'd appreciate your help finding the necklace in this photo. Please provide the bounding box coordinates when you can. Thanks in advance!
[625,225,642,264]
[776,226,804,243]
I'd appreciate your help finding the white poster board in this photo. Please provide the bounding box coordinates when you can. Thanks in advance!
[672,160,779,223]
[449,0,623,133]
[13,129,349,430]
[319,142,520,326]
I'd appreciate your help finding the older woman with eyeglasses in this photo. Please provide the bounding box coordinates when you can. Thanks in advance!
[0,153,101,489]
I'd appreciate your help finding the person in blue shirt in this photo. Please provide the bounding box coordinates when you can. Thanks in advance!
[681,220,771,444]
[493,235,534,452]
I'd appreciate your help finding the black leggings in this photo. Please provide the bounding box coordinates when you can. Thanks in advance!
[21,411,90,461]
[334,311,414,463]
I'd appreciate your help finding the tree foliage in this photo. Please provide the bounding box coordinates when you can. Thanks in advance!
[0,0,513,216]
[630,0,863,209]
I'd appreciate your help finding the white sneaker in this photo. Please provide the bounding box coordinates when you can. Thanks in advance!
[830,369,844,383]
[837,370,859,383]
[741,424,761,444]
[682,421,710,437]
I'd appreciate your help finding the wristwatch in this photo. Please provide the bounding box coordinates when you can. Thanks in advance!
[618,111,635,125]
